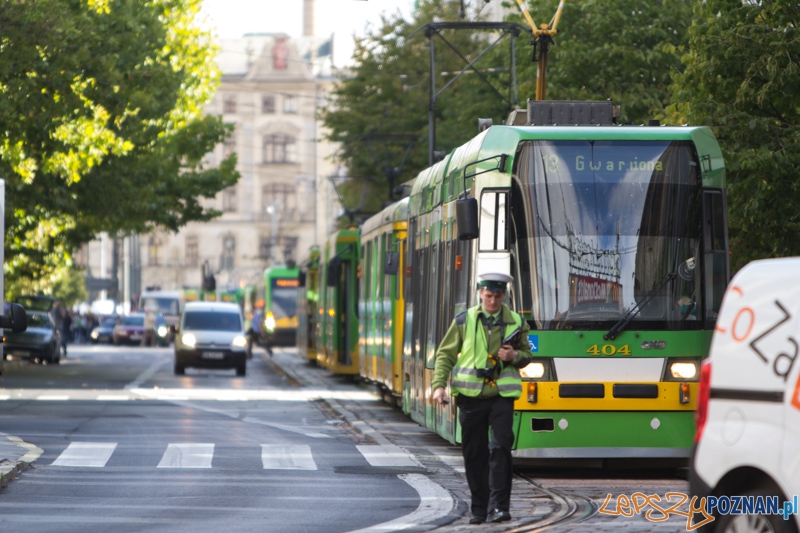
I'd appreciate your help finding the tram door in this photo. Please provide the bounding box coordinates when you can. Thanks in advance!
[337,261,351,367]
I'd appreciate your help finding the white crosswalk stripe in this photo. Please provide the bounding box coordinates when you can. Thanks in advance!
[51,442,118,467]
[261,444,317,470]
[48,443,422,470]
[157,443,215,468]
[356,445,421,467]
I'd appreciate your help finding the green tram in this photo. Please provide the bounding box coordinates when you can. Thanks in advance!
[261,265,300,348]
[358,199,408,405]
[316,230,361,375]
[297,246,320,363]
[400,117,728,462]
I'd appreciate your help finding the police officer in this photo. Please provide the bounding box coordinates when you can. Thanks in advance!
[432,272,533,525]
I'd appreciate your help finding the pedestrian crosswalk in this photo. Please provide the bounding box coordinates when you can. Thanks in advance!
[48,442,428,471]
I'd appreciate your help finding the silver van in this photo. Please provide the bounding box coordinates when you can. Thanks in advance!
[173,302,248,376]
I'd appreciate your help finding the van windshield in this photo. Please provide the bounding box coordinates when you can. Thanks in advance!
[142,297,180,316]
[183,311,242,332]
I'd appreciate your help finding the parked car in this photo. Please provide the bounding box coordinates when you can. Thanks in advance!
[3,310,61,364]
[90,315,119,344]
[691,257,800,533]
[113,312,168,346]
[173,302,248,376]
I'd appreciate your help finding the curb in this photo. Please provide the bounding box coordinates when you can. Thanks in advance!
[0,435,43,491]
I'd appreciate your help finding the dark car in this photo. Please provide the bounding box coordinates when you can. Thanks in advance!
[113,312,168,346]
[3,311,61,364]
[90,315,119,344]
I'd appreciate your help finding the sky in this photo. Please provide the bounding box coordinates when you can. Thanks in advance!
[200,0,415,66]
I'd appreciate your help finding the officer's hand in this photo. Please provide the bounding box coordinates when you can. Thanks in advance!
[432,387,449,405]
[497,344,517,362]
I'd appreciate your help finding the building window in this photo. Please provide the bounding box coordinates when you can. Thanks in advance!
[283,94,297,114]
[222,186,237,212]
[223,94,237,114]
[262,134,296,164]
[262,182,297,221]
[185,235,198,267]
[220,233,235,271]
[148,235,163,267]
[259,236,273,261]
[262,95,275,114]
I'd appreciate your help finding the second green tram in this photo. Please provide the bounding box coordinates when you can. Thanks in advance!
[261,265,300,348]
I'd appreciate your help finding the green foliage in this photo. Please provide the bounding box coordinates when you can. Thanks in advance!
[6,264,87,308]
[0,0,238,288]
[672,0,800,270]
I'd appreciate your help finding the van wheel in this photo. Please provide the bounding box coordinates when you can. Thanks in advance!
[715,488,799,533]
[174,362,185,375]
[236,364,246,377]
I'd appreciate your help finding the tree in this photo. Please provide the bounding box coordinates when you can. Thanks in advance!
[671,0,800,270]
[0,0,238,287]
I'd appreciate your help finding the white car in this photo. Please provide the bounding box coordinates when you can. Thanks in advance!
[691,257,800,533]
[173,302,248,376]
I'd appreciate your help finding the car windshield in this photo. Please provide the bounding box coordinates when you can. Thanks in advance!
[182,311,241,332]
[26,313,51,328]
[121,316,144,326]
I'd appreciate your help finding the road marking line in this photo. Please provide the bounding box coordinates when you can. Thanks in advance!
[157,443,214,468]
[96,395,130,401]
[124,359,167,389]
[35,395,69,401]
[261,444,317,470]
[356,445,421,468]
[52,443,117,467]
[0,395,9,400]
[346,473,454,532]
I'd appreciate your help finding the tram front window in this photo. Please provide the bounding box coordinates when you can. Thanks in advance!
[271,285,298,319]
[514,140,703,330]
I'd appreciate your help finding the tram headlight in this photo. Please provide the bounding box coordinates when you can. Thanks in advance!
[181,333,196,348]
[670,362,698,380]
[520,361,547,380]
[265,314,276,332]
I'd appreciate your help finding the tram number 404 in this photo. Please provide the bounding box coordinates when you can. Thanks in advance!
[586,344,632,356]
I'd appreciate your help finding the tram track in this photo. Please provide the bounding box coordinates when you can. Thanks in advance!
[505,472,599,532]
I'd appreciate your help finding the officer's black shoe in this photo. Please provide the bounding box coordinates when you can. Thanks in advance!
[486,509,511,523]
[468,516,486,525]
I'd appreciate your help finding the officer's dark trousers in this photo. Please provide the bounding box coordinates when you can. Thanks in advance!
[457,395,515,518]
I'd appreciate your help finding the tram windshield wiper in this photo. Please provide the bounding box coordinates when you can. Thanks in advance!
[604,257,695,341]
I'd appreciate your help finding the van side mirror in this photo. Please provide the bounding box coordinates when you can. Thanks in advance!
[0,303,28,333]
[456,197,479,240]
[385,251,399,275]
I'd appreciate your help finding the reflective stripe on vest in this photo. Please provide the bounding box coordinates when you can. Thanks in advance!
[451,305,523,398]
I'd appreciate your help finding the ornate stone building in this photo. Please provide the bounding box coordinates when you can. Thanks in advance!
[135,33,341,297]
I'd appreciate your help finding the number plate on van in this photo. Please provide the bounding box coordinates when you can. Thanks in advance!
[202,351,224,359]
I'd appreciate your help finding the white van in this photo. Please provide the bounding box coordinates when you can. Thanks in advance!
[692,257,800,533]
[139,290,181,329]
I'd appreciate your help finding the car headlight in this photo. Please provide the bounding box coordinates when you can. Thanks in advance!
[157,326,168,337]
[520,362,546,379]
[181,333,196,348]
[670,362,698,380]
[265,314,276,331]
[91,330,99,339]
[231,335,248,348]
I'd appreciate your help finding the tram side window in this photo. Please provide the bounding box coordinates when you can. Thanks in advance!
[703,190,729,323]
[479,191,508,251]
